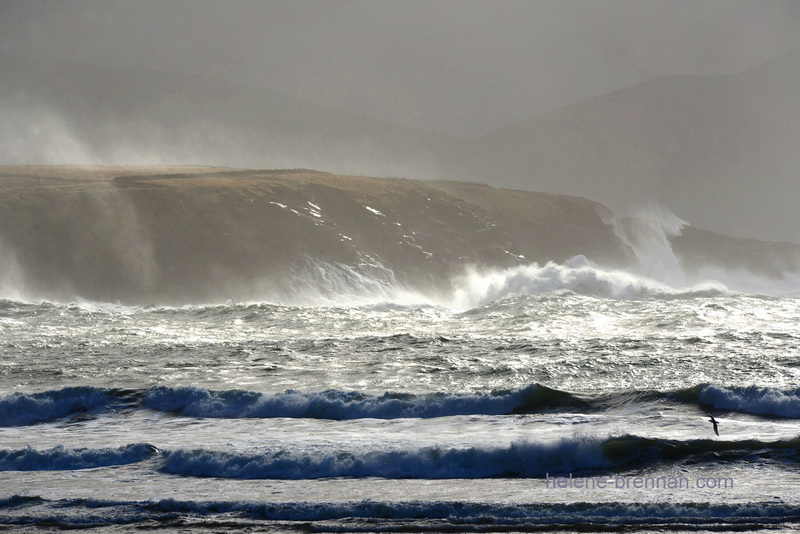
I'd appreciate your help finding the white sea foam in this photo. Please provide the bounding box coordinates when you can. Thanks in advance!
[700,384,800,417]
[611,203,688,285]
[448,256,728,310]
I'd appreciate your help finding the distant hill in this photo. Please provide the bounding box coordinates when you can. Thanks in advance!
[449,47,800,244]
[0,166,796,304]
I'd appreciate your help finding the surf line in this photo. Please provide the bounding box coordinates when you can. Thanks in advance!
[544,473,733,490]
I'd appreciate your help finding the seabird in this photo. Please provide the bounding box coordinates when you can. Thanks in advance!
[706,413,719,436]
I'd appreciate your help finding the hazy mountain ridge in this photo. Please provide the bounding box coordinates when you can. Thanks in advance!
[453,47,800,243]
[0,166,797,305]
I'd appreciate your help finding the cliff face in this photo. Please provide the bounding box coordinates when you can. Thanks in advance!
[428,181,633,269]
[0,166,797,305]
[0,166,630,304]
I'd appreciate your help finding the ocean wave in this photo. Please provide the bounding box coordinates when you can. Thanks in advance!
[160,437,611,479]
[6,383,800,426]
[2,496,799,530]
[158,434,800,480]
[0,383,594,425]
[695,384,800,417]
[142,383,587,420]
[0,443,157,471]
[0,386,114,426]
[144,499,800,526]
[450,256,730,308]
[2,430,794,484]
[2,256,741,311]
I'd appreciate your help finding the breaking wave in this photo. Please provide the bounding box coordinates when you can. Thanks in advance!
[0,443,157,471]
[0,386,114,426]
[10,433,795,479]
[157,434,800,479]
[160,437,610,479]
[4,383,800,426]
[2,496,799,530]
[450,255,729,308]
[141,383,576,420]
[1,254,738,311]
[695,384,800,418]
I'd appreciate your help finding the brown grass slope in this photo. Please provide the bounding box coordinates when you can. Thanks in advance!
[1,166,796,304]
[0,166,629,304]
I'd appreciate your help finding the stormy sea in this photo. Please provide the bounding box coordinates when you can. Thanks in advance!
[1,167,800,532]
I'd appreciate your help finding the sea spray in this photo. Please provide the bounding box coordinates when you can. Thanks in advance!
[0,98,98,166]
[610,203,688,286]
[278,255,434,308]
[0,237,26,303]
[447,255,718,309]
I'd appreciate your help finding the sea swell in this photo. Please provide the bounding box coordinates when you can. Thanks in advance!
[696,384,800,418]
[4,383,800,426]
[157,435,800,480]
[0,386,115,426]
[4,433,797,478]
[2,496,800,530]
[0,443,158,471]
[141,383,572,419]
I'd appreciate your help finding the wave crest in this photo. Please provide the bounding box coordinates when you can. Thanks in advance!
[0,386,111,427]
[160,437,610,479]
[142,384,563,420]
[697,384,800,417]
[6,383,800,426]
[159,434,800,480]
[0,443,157,471]
[451,256,728,308]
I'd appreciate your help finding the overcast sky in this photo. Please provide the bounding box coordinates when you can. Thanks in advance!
[2,0,800,136]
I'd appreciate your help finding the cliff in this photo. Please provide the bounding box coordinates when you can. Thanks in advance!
[0,166,796,304]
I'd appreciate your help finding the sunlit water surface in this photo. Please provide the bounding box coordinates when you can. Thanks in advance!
[1,291,800,532]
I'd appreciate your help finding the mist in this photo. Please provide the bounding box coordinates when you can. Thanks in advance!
[2,0,800,243]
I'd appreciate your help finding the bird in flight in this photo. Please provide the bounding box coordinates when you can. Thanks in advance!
[706,414,719,436]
